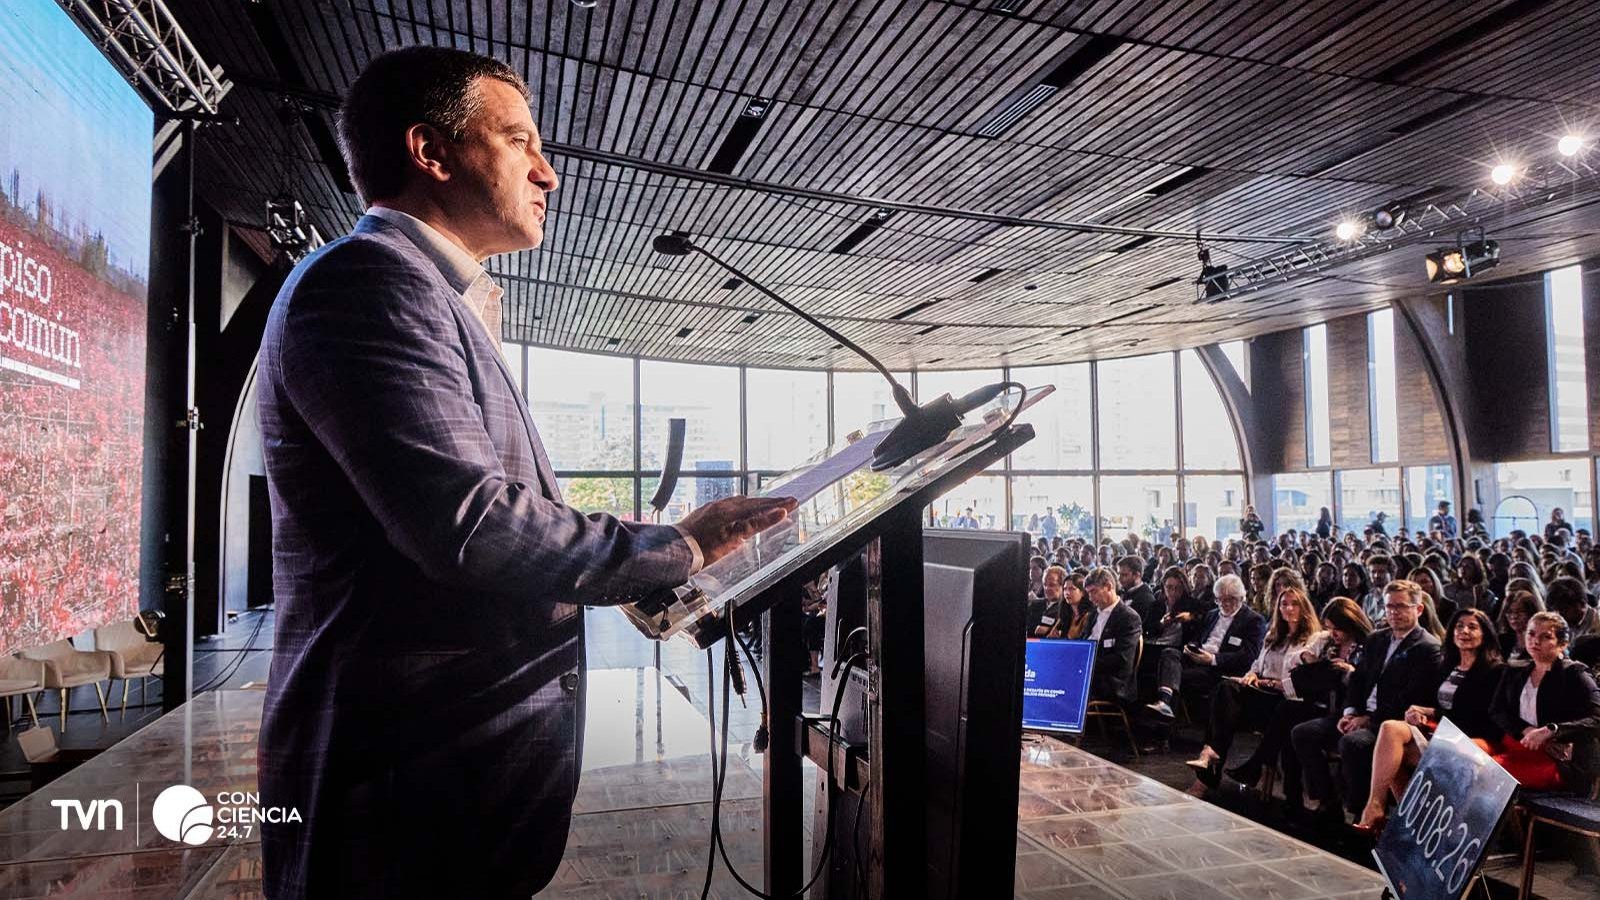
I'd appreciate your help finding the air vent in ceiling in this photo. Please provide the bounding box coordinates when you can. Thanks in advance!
[722,277,743,290]
[1113,235,1155,254]
[916,323,944,336]
[970,267,1004,283]
[705,97,773,174]
[1145,276,1184,291]
[975,36,1123,138]
[741,312,761,325]
[830,208,894,254]
[606,337,621,346]
[675,327,694,339]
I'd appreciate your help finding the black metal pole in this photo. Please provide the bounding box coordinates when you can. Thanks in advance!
[763,582,805,895]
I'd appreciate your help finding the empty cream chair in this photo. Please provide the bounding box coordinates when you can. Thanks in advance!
[19,639,113,731]
[1,655,44,731]
[93,619,164,716]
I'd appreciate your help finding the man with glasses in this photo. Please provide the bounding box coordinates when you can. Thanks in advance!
[1291,580,1441,821]
[1079,567,1144,707]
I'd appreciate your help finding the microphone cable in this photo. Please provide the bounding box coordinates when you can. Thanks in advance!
[701,604,868,899]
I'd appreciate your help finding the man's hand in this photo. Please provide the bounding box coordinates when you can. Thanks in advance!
[1184,647,1215,666]
[1338,714,1370,735]
[679,496,799,568]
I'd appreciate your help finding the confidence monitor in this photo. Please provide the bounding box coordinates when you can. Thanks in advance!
[816,527,1027,899]
[1022,639,1097,734]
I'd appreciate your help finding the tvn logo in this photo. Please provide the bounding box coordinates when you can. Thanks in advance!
[50,785,301,844]
[50,798,123,831]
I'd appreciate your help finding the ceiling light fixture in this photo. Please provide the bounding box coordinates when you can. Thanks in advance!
[1195,245,1230,301]
[1371,203,1408,230]
[1558,134,1585,157]
[1490,163,1517,186]
[1424,233,1500,284]
[1335,220,1363,241]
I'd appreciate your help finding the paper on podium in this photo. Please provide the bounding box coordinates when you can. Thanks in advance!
[620,383,1052,645]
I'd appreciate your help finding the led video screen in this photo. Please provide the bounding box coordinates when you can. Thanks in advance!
[0,0,152,653]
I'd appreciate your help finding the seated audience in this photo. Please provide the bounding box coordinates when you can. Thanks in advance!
[1185,586,1322,789]
[1079,566,1143,706]
[1354,609,1504,832]
[1292,579,1442,820]
[1145,566,1210,646]
[1546,575,1600,639]
[1311,562,1341,608]
[1031,565,1077,639]
[1407,566,1454,630]
[1145,574,1264,719]
[1485,611,1600,792]
[1118,555,1159,631]
[1498,588,1544,664]
[1229,597,1373,802]
[1361,555,1395,622]
[1444,552,1498,619]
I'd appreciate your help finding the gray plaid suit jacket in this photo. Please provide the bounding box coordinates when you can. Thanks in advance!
[256,215,693,898]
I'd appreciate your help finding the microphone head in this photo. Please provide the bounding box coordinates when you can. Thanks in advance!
[652,233,693,256]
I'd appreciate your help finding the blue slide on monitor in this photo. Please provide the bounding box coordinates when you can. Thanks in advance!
[1022,639,1096,734]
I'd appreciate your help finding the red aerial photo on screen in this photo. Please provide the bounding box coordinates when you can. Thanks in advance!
[0,212,146,654]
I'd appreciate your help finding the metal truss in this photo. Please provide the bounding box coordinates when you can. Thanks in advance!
[1197,159,1600,303]
[57,0,230,114]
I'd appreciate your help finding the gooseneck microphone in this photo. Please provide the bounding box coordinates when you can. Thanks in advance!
[652,232,1006,470]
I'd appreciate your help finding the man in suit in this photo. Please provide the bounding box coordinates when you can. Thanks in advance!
[1118,556,1159,632]
[1291,579,1441,818]
[1145,573,1265,719]
[1079,566,1144,705]
[255,47,794,899]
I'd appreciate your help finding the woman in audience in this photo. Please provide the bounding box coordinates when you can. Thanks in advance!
[1190,563,1217,608]
[1445,553,1497,618]
[1354,609,1504,832]
[1510,561,1548,600]
[1485,612,1600,791]
[1147,567,1205,645]
[1497,589,1544,663]
[1316,507,1334,540]
[1224,596,1372,794]
[1248,562,1275,614]
[1585,547,1600,598]
[1311,562,1341,608]
[1341,562,1372,608]
[1186,586,1323,789]
[1299,552,1322,590]
[1408,567,1455,631]
[1063,571,1093,639]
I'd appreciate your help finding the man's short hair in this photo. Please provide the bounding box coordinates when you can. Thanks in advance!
[1368,554,1392,571]
[1084,567,1117,590]
[1384,579,1423,606]
[1214,573,1246,600]
[337,46,531,206]
[1116,555,1143,575]
[1545,576,1588,612]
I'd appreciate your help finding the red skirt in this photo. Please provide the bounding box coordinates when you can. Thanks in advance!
[1471,736,1565,791]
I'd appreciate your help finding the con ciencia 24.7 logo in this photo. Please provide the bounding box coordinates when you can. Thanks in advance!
[52,784,301,844]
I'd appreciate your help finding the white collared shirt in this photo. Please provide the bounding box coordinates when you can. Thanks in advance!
[364,207,705,572]
[1201,607,1238,657]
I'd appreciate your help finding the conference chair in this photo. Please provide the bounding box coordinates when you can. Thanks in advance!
[1078,635,1144,759]
[0,656,44,731]
[19,640,113,731]
[93,619,164,716]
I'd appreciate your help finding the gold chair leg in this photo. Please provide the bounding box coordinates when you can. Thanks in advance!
[93,682,110,722]
[122,679,130,717]
[60,688,68,732]
[1517,813,1537,900]
[25,693,39,728]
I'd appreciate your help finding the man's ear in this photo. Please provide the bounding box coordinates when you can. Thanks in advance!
[403,122,453,185]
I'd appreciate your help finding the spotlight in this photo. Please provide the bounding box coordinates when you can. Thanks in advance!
[1335,220,1363,241]
[1558,134,1585,157]
[1371,203,1408,230]
[1490,163,1516,186]
[1424,239,1500,284]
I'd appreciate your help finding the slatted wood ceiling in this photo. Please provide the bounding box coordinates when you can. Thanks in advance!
[167,0,1600,369]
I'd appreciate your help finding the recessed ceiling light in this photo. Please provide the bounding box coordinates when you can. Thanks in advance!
[1558,134,1585,157]
[1335,220,1363,241]
[1490,163,1516,186]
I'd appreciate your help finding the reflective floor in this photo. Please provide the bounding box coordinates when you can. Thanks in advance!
[0,664,1391,900]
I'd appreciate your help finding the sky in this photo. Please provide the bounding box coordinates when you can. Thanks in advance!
[0,0,153,280]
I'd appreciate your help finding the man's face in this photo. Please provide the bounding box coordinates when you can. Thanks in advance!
[1118,566,1138,589]
[1384,592,1419,632]
[1217,590,1243,615]
[1087,580,1116,609]
[439,78,559,257]
[1370,563,1391,590]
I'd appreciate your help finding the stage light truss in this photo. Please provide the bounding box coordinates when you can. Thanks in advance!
[57,0,230,114]
[1196,161,1600,303]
